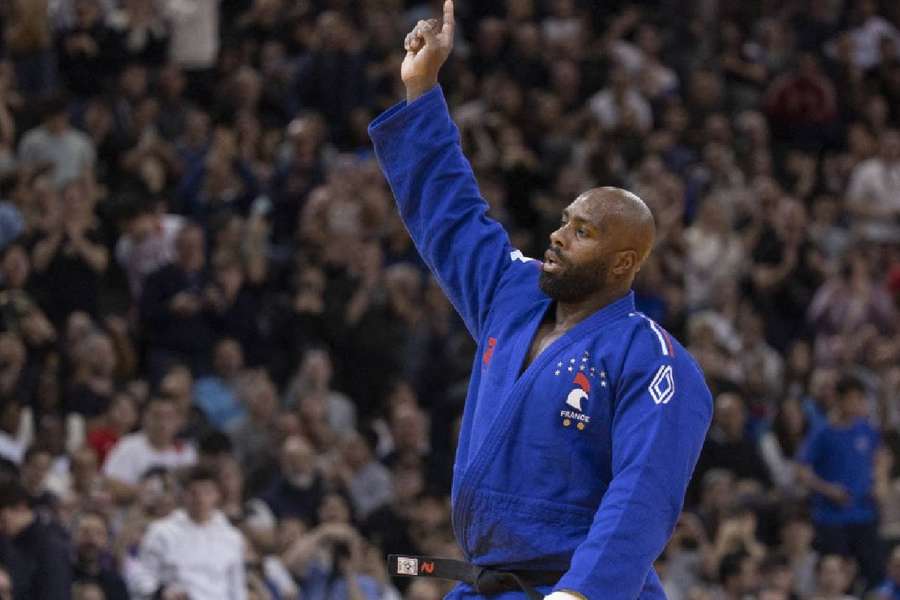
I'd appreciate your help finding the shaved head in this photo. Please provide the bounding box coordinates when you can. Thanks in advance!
[539,186,656,304]
[576,187,656,264]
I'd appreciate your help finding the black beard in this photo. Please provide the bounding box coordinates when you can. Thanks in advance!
[538,258,609,302]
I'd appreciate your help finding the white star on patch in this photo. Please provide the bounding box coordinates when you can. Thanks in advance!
[557,362,562,367]
[555,370,560,376]
[579,366,585,371]
[601,381,607,387]
[570,359,575,363]
[568,367,573,372]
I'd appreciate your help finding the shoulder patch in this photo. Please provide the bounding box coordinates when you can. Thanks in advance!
[649,364,675,405]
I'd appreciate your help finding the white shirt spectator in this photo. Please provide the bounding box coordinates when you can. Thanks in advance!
[684,227,745,310]
[166,0,220,69]
[611,41,679,99]
[115,214,184,298]
[588,87,653,133]
[103,432,197,485]
[848,16,900,69]
[348,461,394,520]
[846,156,900,241]
[127,509,246,600]
[0,432,24,465]
[0,406,33,465]
[17,125,95,186]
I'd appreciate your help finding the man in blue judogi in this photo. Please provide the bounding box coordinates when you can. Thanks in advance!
[367,3,713,598]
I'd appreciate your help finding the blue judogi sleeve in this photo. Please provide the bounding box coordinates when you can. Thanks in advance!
[368,85,519,339]
[554,335,712,598]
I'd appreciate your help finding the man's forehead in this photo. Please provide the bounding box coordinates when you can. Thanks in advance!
[564,193,607,222]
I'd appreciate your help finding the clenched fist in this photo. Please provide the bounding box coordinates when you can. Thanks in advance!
[401,0,454,103]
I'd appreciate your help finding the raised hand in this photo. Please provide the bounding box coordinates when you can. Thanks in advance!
[401,0,454,102]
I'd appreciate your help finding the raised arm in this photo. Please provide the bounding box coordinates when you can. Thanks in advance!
[369,1,531,338]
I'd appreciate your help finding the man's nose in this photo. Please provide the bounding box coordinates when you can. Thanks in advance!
[549,226,565,247]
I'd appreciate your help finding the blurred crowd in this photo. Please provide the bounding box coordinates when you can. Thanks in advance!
[0,0,896,598]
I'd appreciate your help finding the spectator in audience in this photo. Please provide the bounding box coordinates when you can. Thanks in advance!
[114,200,185,300]
[695,392,772,487]
[5,0,56,98]
[19,445,56,515]
[85,389,138,464]
[128,464,246,599]
[106,0,168,67]
[293,11,369,147]
[808,251,897,365]
[17,93,95,186]
[0,477,71,599]
[812,554,856,600]
[193,337,245,430]
[102,394,196,502]
[227,369,278,484]
[257,434,325,525]
[285,346,356,432]
[799,374,883,587]
[760,397,809,493]
[55,0,119,98]
[30,178,108,326]
[139,223,214,379]
[64,330,116,423]
[205,251,263,358]
[330,431,392,521]
[780,513,819,599]
[716,551,760,600]
[283,519,383,600]
[71,510,128,600]
[158,364,209,441]
[846,129,900,243]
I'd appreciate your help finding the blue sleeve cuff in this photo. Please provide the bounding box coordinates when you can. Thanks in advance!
[367,85,447,142]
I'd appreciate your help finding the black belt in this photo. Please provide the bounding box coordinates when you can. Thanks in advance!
[387,554,563,600]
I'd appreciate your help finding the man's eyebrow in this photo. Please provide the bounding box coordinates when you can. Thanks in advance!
[571,214,596,227]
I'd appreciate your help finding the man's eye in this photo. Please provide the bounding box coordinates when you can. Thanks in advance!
[576,228,587,237]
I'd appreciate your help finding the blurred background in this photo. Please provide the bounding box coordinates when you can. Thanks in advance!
[0,0,896,598]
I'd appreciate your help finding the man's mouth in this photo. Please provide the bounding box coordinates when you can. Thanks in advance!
[542,249,563,273]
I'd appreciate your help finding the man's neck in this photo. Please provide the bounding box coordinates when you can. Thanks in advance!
[188,510,214,525]
[554,287,630,330]
[832,413,857,427]
[783,543,810,559]
[146,434,172,450]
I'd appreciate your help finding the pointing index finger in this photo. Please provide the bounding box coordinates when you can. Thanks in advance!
[440,0,454,40]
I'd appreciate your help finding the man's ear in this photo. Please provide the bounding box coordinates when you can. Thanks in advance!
[612,250,638,275]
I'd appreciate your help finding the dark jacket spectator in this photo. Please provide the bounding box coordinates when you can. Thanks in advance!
[139,223,215,378]
[0,478,71,600]
[71,511,129,600]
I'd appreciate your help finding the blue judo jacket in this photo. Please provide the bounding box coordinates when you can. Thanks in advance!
[369,86,713,600]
